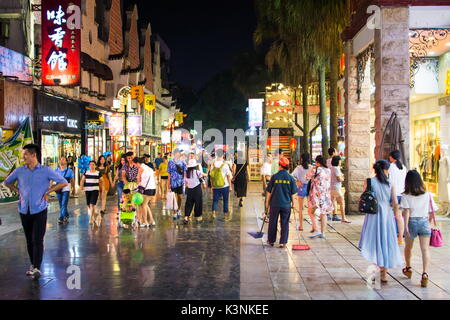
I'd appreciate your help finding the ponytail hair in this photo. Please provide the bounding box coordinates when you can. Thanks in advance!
[373,160,390,185]
[315,155,327,168]
[300,153,310,170]
[389,150,403,170]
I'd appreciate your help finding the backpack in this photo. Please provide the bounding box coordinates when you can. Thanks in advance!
[359,178,378,214]
[210,162,226,188]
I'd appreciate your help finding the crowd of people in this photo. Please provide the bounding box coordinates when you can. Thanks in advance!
[3,143,441,287]
[3,144,250,279]
[263,148,439,288]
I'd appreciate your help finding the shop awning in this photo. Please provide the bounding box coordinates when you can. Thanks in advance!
[82,52,113,81]
[81,52,95,72]
[102,64,113,81]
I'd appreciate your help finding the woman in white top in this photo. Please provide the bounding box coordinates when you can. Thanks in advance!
[183,159,205,224]
[388,150,407,244]
[80,161,100,226]
[401,170,438,288]
[291,153,311,231]
[135,157,156,227]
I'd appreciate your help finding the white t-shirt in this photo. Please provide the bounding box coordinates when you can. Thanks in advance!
[140,165,156,190]
[211,160,232,188]
[389,163,407,196]
[330,166,343,190]
[291,165,311,185]
[185,170,203,189]
[401,192,439,218]
[260,162,272,178]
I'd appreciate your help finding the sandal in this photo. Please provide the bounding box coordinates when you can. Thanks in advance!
[341,220,351,223]
[402,266,412,279]
[298,226,304,231]
[267,242,274,247]
[421,273,429,288]
[279,244,286,248]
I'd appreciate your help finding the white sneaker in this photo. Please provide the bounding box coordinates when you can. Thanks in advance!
[31,268,41,279]
[26,265,34,276]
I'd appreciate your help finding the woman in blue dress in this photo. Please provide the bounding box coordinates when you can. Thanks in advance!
[359,160,403,283]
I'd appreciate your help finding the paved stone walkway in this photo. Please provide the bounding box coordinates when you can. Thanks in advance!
[241,184,450,300]
[1,182,450,299]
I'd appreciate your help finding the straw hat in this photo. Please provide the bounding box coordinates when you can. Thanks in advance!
[187,159,198,168]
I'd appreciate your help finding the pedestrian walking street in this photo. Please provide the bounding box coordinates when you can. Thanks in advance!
[0,183,450,300]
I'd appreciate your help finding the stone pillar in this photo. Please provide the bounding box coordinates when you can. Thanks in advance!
[374,7,410,166]
[344,42,372,214]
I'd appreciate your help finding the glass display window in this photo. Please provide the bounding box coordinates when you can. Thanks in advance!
[42,131,59,169]
[413,114,440,195]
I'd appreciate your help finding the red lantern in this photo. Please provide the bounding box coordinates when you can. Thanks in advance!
[266,137,272,149]
[290,138,297,150]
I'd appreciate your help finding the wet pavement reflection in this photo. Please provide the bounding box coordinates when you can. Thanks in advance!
[0,193,240,300]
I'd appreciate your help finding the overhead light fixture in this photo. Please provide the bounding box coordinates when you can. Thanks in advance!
[113,98,121,111]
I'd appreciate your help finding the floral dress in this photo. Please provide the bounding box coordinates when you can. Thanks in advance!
[306,166,334,215]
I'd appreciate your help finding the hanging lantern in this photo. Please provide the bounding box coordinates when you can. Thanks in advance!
[266,137,272,149]
[290,138,297,151]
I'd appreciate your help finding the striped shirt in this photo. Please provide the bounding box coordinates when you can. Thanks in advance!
[84,170,100,191]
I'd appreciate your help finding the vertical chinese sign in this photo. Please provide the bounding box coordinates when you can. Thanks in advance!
[41,0,81,86]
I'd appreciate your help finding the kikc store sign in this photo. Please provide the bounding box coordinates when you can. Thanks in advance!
[41,0,81,86]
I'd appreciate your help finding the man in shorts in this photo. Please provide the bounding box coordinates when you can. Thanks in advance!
[167,149,187,219]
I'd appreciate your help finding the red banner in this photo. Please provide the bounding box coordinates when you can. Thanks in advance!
[41,0,81,86]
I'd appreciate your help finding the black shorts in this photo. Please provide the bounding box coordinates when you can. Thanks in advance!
[85,190,99,205]
[143,189,156,196]
[171,186,183,194]
[161,176,168,180]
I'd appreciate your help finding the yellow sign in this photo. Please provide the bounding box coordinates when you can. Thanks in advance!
[131,85,144,104]
[446,70,450,95]
[175,112,184,124]
[98,115,105,122]
[144,94,156,112]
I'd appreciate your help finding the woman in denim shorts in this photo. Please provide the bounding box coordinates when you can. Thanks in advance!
[401,170,438,287]
[291,153,311,231]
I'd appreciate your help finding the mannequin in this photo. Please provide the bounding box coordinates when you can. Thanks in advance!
[438,145,450,215]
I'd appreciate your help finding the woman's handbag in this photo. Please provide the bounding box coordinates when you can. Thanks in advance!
[358,178,378,214]
[166,191,179,211]
[231,162,246,184]
[137,173,151,194]
[429,195,443,247]
[306,168,317,197]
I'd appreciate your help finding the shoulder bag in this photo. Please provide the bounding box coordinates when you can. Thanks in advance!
[358,178,378,214]
[231,162,246,184]
[429,194,443,247]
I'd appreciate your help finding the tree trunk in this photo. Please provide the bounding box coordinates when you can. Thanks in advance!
[319,64,329,158]
[302,79,309,155]
[329,52,340,150]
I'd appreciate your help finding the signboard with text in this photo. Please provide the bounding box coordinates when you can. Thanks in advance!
[248,99,263,127]
[144,94,156,112]
[109,115,124,136]
[127,115,142,137]
[0,46,32,82]
[41,0,81,86]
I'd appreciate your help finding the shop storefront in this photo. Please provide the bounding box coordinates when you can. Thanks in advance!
[35,91,83,169]
[409,48,450,196]
[84,107,111,161]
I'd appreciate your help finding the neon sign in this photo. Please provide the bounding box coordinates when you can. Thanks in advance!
[41,0,81,86]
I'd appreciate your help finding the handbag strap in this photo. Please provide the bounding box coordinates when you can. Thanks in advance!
[366,178,372,192]
[233,162,246,179]
[429,193,437,227]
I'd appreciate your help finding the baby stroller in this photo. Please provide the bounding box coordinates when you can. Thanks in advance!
[118,191,138,229]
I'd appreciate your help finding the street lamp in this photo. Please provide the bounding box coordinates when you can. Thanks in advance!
[112,86,138,153]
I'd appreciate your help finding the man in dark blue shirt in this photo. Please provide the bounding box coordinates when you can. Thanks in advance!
[265,157,297,248]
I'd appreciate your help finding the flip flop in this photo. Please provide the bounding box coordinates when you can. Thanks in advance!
[308,232,322,239]
[341,220,352,223]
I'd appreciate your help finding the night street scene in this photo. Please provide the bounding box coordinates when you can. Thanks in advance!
[1,0,450,309]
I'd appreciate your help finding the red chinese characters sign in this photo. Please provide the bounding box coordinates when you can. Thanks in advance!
[41,0,81,86]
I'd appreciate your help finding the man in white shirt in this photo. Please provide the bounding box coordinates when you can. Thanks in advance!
[210,148,232,217]
[261,154,272,197]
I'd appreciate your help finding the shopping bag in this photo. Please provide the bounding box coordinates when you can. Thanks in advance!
[166,191,178,211]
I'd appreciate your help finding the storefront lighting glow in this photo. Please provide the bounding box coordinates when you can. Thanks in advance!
[41,0,81,86]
